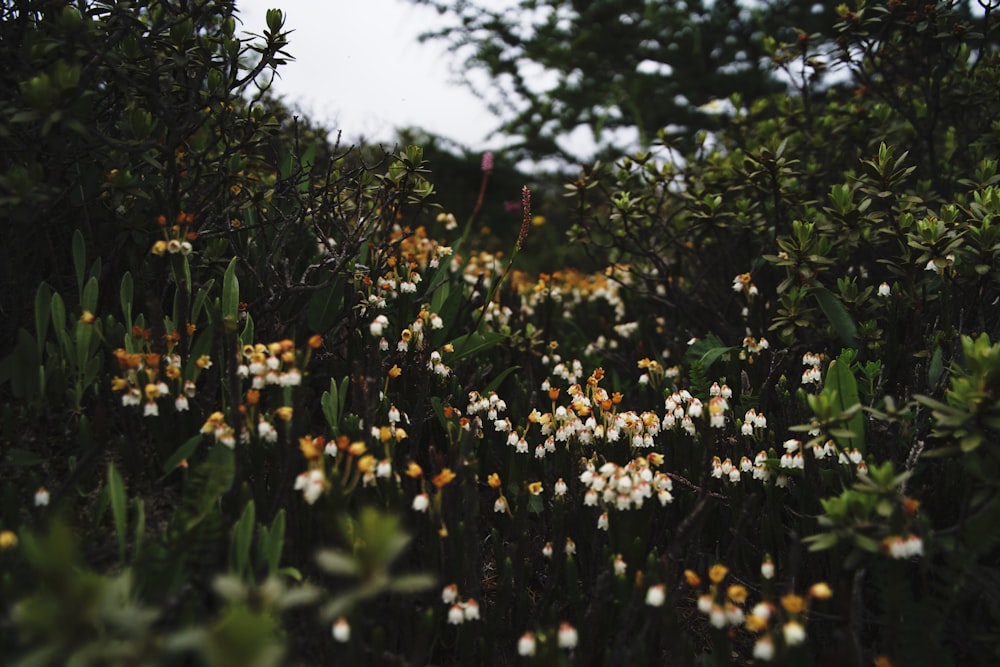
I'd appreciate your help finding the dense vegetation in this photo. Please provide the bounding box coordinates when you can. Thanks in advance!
[2,1,1000,665]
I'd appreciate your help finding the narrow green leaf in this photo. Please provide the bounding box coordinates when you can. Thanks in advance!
[108,463,128,562]
[161,434,203,475]
[72,229,86,298]
[824,354,865,453]
[928,345,944,388]
[133,498,145,559]
[222,257,239,326]
[34,283,52,355]
[484,365,521,395]
[386,573,437,594]
[812,287,858,347]
[119,272,134,330]
[321,378,340,433]
[231,500,256,577]
[264,510,286,575]
[315,549,361,577]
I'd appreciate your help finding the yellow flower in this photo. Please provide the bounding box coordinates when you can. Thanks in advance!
[144,383,160,400]
[809,582,833,599]
[111,377,129,391]
[432,468,456,488]
[684,570,702,588]
[388,365,402,378]
[151,240,168,256]
[79,310,95,324]
[274,406,293,421]
[348,441,367,456]
[405,462,423,478]
[727,584,748,604]
[299,436,322,460]
[527,481,543,496]
[487,473,501,489]
[709,564,729,584]
[0,530,17,550]
[357,454,376,474]
[195,355,212,369]
[745,612,769,633]
[781,593,805,615]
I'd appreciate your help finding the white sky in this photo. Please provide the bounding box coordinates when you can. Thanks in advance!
[236,0,502,149]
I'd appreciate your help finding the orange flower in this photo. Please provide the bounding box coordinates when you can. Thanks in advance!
[487,473,501,489]
[780,593,805,615]
[432,468,456,488]
[709,564,729,584]
[299,436,322,460]
[405,462,423,478]
[684,570,702,588]
[527,481,543,496]
[308,334,323,349]
[245,389,260,405]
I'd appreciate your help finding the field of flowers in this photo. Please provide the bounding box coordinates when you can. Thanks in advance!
[2,1,1000,666]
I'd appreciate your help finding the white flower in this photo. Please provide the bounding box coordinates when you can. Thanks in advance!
[34,487,50,507]
[517,632,537,657]
[370,314,389,337]
[175,395,189,412]
[463,598,480,621]
[783,620,806,646]
[761,559,775,580]
[753,636,775,661]
[558,622,578,649]
[597,512,609,531]
[442,583,459,604]
[412,493,430,512]
[554,478,567,496]
[564,538,576,556]
[430,314,444,329]
[709,605,727,629]
[447,604,465,625]
[878,282,891,297]
[645,584,666,607]
[143,401,159,417]
[613,555,627,576]
[332,617,351,642]
[494,496,508,513]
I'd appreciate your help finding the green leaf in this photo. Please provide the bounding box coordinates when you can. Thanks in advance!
[812,287,858,347]
[231,500,256,578]
[447,331,506,362]
[119,272,134,330]
[133,497,146,559]
[263,510,286,576]
[239,312,255,348]
[928,345,944,388]
[307,280,345,333]
[386,573,437,594]
[825,353,865,453]
[108,463,128,562]
[34,283,52,355]
[72,229,85,298]
[222,257,240,327]
[315,549,361,577]
[321,378,341,434]
[161,434,203,476]
[484,365,521,395]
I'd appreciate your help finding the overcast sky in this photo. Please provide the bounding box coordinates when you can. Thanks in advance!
[236,0,501,149]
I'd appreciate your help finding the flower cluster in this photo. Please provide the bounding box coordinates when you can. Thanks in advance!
[441,583,481,625]
[579,456,673,521]
[111,335,204,417]
[149,211,197,256]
